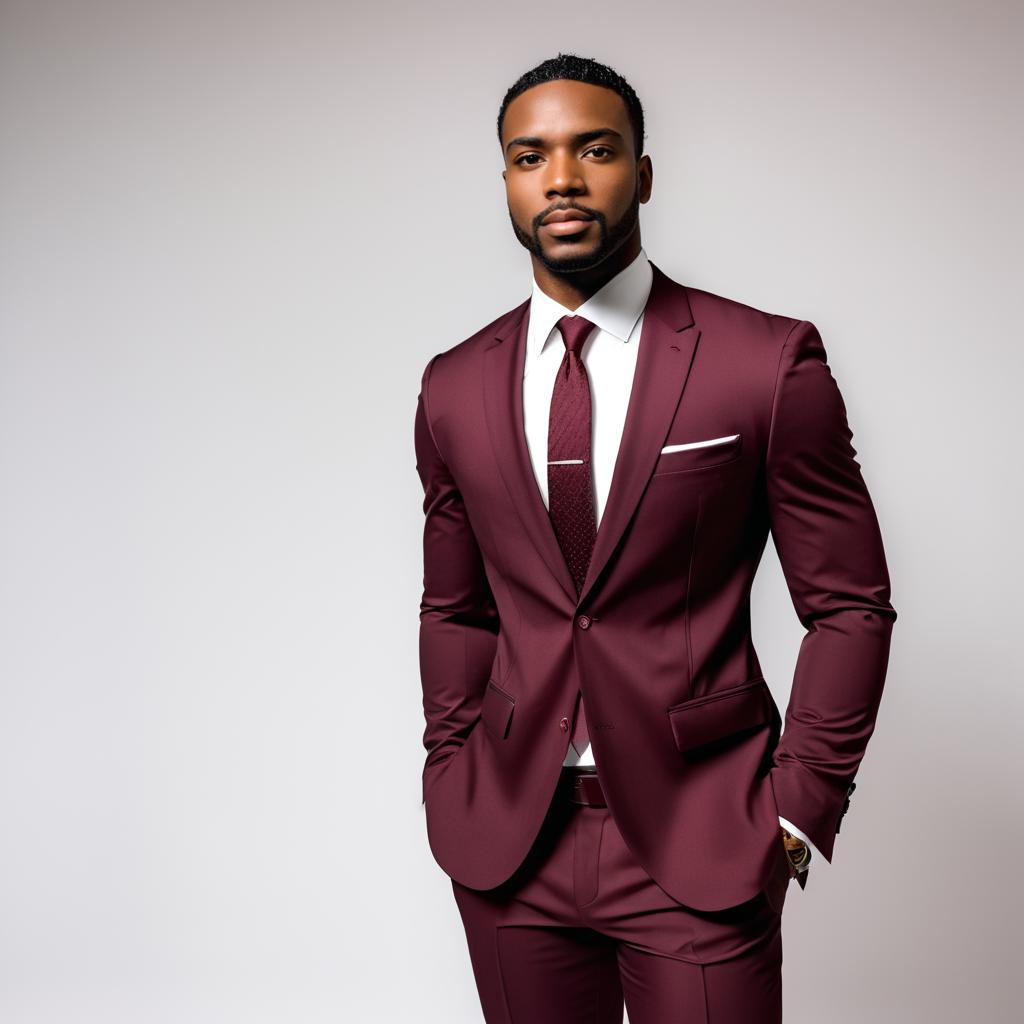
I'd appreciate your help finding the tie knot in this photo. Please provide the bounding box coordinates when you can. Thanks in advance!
[555,314,597,356]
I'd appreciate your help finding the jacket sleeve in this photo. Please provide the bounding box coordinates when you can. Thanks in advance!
[765,319,897,862]
[414,354,500,805]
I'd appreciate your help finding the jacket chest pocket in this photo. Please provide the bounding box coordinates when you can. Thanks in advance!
[652,432,742,476]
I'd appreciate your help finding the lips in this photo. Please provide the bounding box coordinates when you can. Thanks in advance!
[541,209,595,225]
[540,208,595,238]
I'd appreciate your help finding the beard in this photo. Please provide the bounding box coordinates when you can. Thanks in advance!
[508,185,641,274]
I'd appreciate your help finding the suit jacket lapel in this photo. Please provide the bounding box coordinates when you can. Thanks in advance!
[484,298,579,605]
[577,262,700,607]
[482,261,701,610]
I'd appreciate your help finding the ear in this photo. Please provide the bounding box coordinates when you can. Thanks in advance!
[638,155,653,203]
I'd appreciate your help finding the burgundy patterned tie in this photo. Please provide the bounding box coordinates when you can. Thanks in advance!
[548,314,598,756]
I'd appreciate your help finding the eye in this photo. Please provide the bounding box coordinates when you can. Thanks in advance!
[514,153,542,166]
[587,145,613,158]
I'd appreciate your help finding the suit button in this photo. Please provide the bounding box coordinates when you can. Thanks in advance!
[560,717,569,732]
[577,614,591,629]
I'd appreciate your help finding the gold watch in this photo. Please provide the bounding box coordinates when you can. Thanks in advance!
[781,827,812,872]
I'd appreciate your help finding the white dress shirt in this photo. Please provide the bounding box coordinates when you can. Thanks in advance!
[521,246,823,865]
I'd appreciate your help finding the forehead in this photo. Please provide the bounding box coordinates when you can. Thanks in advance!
[502,80,630,144]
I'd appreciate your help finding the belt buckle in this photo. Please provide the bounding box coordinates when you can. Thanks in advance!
[569,768,602,806]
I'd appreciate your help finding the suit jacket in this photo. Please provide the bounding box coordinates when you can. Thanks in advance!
[413,260,896,912]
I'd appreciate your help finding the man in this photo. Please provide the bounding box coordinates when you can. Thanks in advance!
[413,53,896,1023]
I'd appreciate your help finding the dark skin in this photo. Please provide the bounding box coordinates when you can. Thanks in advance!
[500,78,809,881]
[500,80,652,311]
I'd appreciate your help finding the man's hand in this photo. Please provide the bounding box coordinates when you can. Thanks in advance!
[780,826,811,881]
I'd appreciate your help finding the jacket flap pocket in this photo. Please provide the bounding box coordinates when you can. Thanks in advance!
[667,678,772,753]
[481,680,515,739]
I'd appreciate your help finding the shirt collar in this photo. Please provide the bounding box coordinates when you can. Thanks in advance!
[525,247,653,366]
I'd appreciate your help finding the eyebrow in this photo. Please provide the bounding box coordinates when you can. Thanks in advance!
[504,127,624,155]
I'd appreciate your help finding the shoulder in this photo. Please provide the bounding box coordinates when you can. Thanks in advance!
[683,282,803,344]
[647,270,832,424]
[418,297,528,395]
[675,281,833,389]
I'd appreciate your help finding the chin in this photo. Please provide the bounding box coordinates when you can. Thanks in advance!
[541,249,607,274]
[538,235,603,262]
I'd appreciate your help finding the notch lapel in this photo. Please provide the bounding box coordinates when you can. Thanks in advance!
[484,298,579,605]
[576,263,700,608]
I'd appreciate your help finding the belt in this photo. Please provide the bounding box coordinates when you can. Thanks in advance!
[561,766,607,807]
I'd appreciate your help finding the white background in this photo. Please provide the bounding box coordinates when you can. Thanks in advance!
[1,1,1020,1020]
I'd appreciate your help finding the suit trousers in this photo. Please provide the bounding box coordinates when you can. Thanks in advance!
[450,769,789,1023]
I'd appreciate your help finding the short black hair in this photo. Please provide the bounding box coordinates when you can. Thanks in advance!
[497,53,646,159]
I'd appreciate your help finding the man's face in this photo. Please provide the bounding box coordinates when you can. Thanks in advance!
[501,79,650,273]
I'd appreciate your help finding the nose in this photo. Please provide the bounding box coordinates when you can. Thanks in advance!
[545,152,585,196]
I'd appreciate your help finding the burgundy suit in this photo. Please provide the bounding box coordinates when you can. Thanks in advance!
[414,261,896,1018]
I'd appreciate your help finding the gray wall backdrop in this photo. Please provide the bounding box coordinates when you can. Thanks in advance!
[1,1,1020,1021]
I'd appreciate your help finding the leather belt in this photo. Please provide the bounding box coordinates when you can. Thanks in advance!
[561,766,606,807]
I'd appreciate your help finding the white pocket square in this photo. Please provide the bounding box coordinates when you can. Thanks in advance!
[660,433,740,455]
